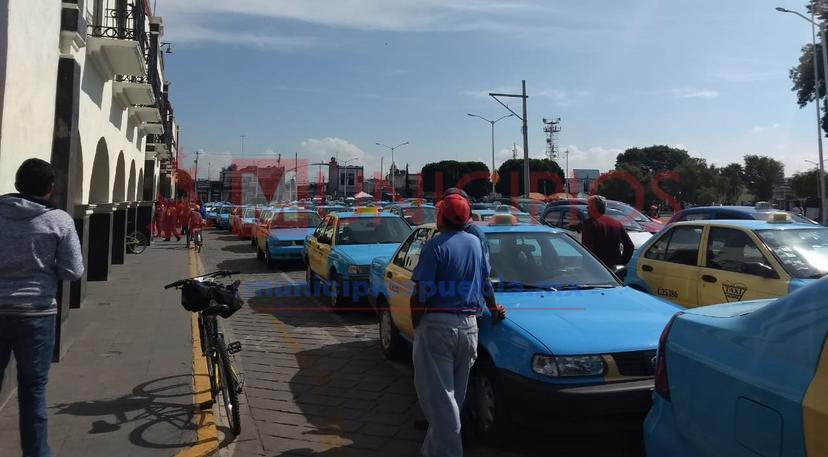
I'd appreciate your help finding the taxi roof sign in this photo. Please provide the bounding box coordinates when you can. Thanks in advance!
[355,207,380,214]
[491,213,518,225]
[767,212,792,223]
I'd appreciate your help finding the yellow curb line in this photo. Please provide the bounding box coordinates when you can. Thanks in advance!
[175,249,219,457]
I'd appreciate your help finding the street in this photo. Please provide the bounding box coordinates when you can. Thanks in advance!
[198,228,646,457]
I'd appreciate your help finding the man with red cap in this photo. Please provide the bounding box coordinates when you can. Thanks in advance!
[409,192,504,457]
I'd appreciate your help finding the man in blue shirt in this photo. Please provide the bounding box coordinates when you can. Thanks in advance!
[410,193,504,457]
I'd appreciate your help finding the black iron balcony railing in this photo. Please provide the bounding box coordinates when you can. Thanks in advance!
[87,0,148,54]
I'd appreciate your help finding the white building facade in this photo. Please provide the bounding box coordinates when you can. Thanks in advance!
[0,0,180,389]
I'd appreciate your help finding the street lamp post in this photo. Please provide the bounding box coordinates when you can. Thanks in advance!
[467,113,514,194]
[489,80,530,197]
[376,141,409,201]
[777,5,828,224]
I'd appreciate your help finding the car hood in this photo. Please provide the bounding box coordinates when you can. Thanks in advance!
[268,227,315,241]
[499,286,680,355]
[335,244,400,266]
[627,231,653,249]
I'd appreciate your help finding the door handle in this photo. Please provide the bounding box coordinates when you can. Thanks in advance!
[701,275,717,283]
[386,271,393,279]
[642,264,654,272]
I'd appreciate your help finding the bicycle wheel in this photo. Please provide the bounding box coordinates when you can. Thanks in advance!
[127,231,148,254]
[199,317,218,398]
[217,346,241,436]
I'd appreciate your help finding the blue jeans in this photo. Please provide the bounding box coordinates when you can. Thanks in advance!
[0,315,56,457]
[413,313,478,457]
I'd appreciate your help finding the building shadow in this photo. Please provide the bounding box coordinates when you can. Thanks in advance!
[245,283,379,329]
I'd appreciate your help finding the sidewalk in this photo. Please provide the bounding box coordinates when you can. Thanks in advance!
[0,240,197,457]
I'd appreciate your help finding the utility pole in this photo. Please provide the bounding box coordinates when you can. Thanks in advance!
[193,150,200,181]
[564,149,570,193]
[490,80,530,197]
[467,113,514,195]
[240,135,246,155]
[376,141,409,201]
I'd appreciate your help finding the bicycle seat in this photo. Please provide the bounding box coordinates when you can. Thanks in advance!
[202,301,230,317]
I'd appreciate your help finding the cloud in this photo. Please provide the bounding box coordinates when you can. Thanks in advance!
[750,123,781,134]
[165,23,318,50]
[562,145,623,173]
[672,88,719,99]
[300,137,372,165]
[463,86,591,107]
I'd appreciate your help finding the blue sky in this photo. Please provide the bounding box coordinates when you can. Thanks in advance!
[160,0,824,180]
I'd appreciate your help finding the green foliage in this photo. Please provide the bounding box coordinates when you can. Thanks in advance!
[495,159,564,197]
[615,145,690,174]
[791,169,828,198]
[421,160,491,198]
[743,155,785,201]
[789,0,828,131]
[718,163,745,204]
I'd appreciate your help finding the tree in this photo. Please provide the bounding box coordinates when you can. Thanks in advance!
[791,169,828,198]
[788,0,828,133]
[495,159,564,197]
[718,163,744,204]
[595,163,648,206]
[742,155,785,201]
[421,160,490,198]
[615,145,691,175]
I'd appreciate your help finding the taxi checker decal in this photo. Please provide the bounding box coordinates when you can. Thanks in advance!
[722,281,747,302]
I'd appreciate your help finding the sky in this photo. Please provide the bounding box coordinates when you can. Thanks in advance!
[157,0,827,181]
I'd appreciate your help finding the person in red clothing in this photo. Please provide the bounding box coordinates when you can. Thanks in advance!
[581,195,634,267]
[163,202,180,241]
[187,205,203,248]
[153,200,165,238]
[179,202,192,245]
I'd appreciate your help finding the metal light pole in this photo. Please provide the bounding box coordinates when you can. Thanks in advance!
[467,113,514,194]
[490,80,530,197]
[376,141,409,201]
[777,5,828,224]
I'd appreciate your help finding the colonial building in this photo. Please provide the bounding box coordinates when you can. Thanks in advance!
[0,0,180,400]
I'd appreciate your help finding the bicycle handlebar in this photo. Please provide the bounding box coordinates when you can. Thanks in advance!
[163,270,241,289]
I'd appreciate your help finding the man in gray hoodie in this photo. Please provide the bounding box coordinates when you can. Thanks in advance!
[0,158,84,457]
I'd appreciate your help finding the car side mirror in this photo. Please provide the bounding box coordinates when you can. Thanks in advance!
[742,262,776,278]
[614,265,628,280]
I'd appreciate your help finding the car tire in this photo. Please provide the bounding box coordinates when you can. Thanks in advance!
[466,356,515,445]
[255,244,265,261]
[265,243,276,269]
[379,306,405,360]
[306,263,318,291]
[328,273,351,310]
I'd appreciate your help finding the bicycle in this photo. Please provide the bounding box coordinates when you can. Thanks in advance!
[126,231,148,254]
[191,229,204,253]
[164,270,244,437]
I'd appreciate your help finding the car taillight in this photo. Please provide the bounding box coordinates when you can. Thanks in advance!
[654,312,681,401]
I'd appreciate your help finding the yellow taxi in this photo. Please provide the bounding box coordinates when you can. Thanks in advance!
[623,215,828,308]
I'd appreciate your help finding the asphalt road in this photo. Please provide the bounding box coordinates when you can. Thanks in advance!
[197,227,646,457]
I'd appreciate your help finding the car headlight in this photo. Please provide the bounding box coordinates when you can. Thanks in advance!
[348,265,369,275]
[532,354,606,377]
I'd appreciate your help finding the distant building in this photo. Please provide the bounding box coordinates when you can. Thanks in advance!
[328,157,364,197]
[569,169,600,196]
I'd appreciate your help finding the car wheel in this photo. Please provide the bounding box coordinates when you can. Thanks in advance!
[265,244,276,269]
[255,244,264,261]
[467,357,514,445]
[379,306,404,360]
[328,274,351,310]
[306,263,318,290]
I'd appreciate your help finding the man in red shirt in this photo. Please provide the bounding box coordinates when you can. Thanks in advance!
[581,195,634,267]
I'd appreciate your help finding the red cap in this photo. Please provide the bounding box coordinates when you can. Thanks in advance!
[437,194,471,226]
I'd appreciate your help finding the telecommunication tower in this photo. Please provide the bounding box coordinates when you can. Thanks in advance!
[542,117,562,161]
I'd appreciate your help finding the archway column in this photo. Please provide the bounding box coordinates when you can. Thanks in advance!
[136,200,154,246]
[111,202,128,265]
[69,204,92,309]
[87,203,115,281]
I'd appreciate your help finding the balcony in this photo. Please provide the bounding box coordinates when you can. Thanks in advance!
[140,123,164,136]
[113,76,155,106]
[86,0,148,80]
[146,133,170,159]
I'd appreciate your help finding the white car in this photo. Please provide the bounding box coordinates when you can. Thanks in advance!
[541,205,653,249]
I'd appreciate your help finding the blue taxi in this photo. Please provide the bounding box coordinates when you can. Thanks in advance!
[383,203,437,226]
[255,207,321,269]
[644,277,828,457]
[623,216,828,308]
[215,203,233,229]
[205,202,220,224]
[368,216,681,442]
[305,207,412,308]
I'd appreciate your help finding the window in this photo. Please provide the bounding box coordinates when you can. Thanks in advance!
[393,228,430,270]
[707,228,775,276]
[543,209,563,227]
[320,217,336,244]
[663,226,702,265]
[313,219,328,238]
[336,217,412,245]
[645,226,701,266]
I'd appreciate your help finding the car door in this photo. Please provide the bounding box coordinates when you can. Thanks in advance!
[314,217,336,281]
[637,225,703,307]
[306,218,327,268]
[697,227,788,305]
[256,212,273,251]
[386,227,433,339]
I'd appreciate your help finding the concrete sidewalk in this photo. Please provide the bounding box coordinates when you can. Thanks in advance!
[0,240,198,457]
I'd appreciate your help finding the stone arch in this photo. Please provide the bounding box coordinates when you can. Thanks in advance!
[112,151,126,202]
[88,138,110,204]
[127,160,136,201]
[69,135,84,207]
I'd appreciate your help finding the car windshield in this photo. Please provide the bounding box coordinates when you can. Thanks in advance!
[242,208,255,218]
[402,207,436,225]
[515,214,537,224]
[336,217,412,245]
[218,206,231,215]
[607,210,645,231]
[271,212,321,228]
[486,232,618,289]
[756,228,828,279]
[608,202,649,223]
